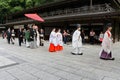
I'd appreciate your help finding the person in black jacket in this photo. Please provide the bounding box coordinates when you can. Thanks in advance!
[18,28,23,46]
[6,28,11,44]
[81,30,85,44]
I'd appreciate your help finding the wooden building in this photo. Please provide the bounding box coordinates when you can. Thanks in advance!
[1,0,120,41]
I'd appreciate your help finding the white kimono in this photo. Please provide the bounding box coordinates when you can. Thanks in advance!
[72,30,82,54]
[36,30,40,47]
[99,30,112,56]
[57,32,63,46]
[49,31,57,46]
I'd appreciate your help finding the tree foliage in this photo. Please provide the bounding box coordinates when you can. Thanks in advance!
[0,0,60,23]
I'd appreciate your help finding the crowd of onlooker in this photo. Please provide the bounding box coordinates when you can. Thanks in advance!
[62,29,104,45]
[1,24,44,49]
[1,25,104,47]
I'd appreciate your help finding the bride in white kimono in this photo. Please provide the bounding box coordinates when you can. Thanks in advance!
[99,24,115,60]
[71,24,83,55]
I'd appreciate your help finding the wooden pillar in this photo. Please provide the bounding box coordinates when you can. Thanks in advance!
[118,23,120,41]
[118,16,120,41]
[112,20,119,42]
[90,0,93,10]
[103,22,107,33]
[63,21,69,30]
[90,0,93,7]
[116,21,119,42]
[112,20,115,43]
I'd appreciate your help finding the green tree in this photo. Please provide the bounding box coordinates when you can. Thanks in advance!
[26,0,34,9]
[0,0,57,23]
[10,6,23,13]
[0,1,10,23]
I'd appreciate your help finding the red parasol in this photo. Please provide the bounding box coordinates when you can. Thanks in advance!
[24,13,44,22]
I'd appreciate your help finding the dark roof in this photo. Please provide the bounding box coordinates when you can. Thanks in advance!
[9,0,77,16]
[9,0,115,17]
[4,11,120,26]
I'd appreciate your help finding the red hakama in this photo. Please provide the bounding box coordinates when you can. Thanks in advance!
[57,45,63,51]
[49,43,56,52]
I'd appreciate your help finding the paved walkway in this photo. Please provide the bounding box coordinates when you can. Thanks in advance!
[0,38,120,80]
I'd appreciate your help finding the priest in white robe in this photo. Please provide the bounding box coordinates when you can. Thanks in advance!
[71,24,83,55]
[99,24,115,60]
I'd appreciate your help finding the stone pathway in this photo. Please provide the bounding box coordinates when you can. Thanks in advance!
[0,38,120,80]
[0,56,17,68]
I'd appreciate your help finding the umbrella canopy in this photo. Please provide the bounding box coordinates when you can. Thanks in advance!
[24,13,44,22]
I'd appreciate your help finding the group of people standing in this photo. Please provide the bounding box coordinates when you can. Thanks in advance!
[24,24,44,48]
[73,24,115,60]
[48,23,115,60]
[89,29,104,45]
[3,23,115,60]
[4,24,44,48]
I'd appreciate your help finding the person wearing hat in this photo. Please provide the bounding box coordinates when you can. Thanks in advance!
[71,24,83,55]
[99,23,115,60]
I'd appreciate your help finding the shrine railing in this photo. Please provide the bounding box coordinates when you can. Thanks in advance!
[6,4,115,23]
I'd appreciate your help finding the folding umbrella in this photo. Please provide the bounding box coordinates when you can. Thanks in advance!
[24,13,44,22]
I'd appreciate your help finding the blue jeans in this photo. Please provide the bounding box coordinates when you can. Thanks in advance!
[63,37,67,44]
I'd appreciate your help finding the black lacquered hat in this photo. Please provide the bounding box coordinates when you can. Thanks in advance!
[76,24,81,28]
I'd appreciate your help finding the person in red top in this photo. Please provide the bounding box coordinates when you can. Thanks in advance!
[99,23,115,60]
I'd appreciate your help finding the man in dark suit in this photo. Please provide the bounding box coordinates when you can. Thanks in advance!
[6,28,11,44]
[18,28,23,46]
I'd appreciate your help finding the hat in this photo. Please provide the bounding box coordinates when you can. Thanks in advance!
[106,23,112,27]
[76,24,81,28]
